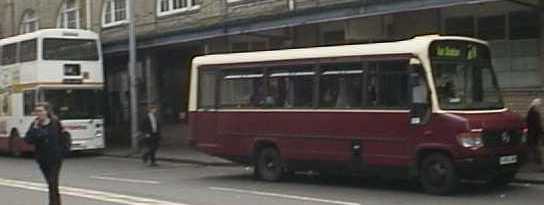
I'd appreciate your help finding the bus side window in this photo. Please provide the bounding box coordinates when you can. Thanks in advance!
[368,60,410,109]
[0,94,10,116]
[319,62,363,109]
[268,66,315,109]
[19,39,37,63]
[23,90,36,116]
[1,43,18,66]
[219,69,264,109]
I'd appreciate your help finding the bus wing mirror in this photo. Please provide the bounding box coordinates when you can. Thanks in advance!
[410,103,431,125]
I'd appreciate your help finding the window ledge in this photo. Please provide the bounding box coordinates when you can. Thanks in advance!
[102,20,129,29]
[157,5,201,17]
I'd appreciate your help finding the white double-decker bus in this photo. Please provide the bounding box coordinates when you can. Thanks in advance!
[0,29,105,156]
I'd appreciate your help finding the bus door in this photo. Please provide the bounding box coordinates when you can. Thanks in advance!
[194,70,219,149]
[408,58,433,163]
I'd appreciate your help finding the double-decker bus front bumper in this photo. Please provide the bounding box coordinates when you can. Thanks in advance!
[454,146,527,180]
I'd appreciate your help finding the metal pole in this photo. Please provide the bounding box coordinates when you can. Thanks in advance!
[86,0,92,30]
[128,0,139,152]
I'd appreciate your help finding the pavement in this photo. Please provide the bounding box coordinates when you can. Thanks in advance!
[103,144,544,185]
[103,144,234,166]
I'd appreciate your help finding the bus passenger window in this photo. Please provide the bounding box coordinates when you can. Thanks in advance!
[219,69,264,109]
[319,63,363,108]
[268,67,315,108]
[366,60,410,108]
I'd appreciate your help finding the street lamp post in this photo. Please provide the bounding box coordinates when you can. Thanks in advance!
[128,0,139,152]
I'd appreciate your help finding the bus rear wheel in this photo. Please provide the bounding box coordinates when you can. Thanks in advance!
[419,153,459,195]
[255,147,283,182]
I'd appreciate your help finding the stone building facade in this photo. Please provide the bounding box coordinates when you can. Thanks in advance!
[1,0,542,145]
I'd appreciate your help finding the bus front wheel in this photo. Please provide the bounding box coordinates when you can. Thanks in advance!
[419,153,459,195]
[255,147,283,182]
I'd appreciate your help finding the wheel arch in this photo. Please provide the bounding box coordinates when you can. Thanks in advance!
[415,146,456,176]
[251,139,280,164]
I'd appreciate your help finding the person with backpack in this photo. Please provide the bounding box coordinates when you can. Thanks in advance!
[24,102,70,205]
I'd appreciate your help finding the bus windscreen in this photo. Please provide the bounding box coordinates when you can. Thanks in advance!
[430,40,504,110]
[42,89,104,120]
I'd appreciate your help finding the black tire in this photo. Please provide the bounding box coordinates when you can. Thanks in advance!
[489,172,516,186]
[255,147,283,182]
[419,153,459,195]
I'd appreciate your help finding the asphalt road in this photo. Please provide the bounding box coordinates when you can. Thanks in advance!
[0,154,543,205]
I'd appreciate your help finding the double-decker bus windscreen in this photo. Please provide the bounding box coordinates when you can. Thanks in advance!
[43,38,99,61]
[42,89,103,120]
[430,40,504,110]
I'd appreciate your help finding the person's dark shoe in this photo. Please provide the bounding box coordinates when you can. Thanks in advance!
[149,163,159,167]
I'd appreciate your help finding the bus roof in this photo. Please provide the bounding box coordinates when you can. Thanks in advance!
[192,35,487,68]
[0,29,99,46]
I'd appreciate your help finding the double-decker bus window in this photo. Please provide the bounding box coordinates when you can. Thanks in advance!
[1,43,17,65]
[19,39,37,62]
[43,38,99,61]
[219,69,264,109]
[319,62,363,108]
[268,66,315,108]
[23,90,36,116]
[0,94,10,116]
[198,70,217,109]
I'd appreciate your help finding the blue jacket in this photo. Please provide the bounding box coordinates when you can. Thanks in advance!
[25,119,64,163]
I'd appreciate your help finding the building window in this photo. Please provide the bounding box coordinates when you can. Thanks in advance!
[509,11,539,40]
[156,0,200,17]
[477,15,505,40]
[19,10,39,34]
[102,0,128,27]
[445,16,474,37]
[57,0,80,29]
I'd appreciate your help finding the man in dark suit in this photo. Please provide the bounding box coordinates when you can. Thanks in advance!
[141,104,161,167]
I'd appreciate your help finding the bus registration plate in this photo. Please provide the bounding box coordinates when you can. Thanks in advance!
[499,155,517,165]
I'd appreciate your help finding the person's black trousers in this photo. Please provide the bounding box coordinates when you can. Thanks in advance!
[143,136,160,164]
[38,160,62,205]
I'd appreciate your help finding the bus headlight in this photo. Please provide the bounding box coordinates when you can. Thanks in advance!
[457,132,484,150]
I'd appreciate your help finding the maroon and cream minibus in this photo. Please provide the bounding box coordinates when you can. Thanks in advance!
[188,35,527,195]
